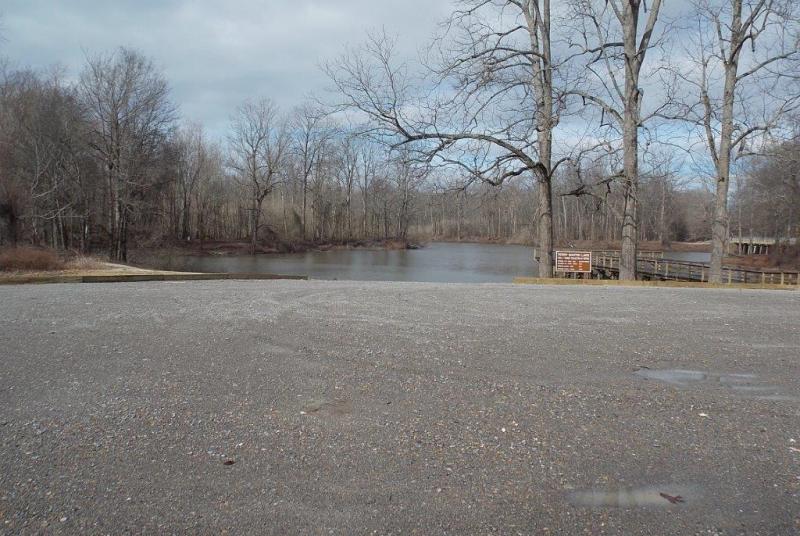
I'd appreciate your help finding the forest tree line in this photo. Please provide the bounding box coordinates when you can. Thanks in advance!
[1,0,799,280]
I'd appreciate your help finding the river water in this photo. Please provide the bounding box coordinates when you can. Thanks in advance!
[153,242,711,283]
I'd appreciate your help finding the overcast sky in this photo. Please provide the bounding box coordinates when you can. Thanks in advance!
[2,0,454,137]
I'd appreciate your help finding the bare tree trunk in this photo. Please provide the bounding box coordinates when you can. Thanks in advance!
[709,7,740,282]
[250,197,258,255]
[620,116,639,280]
[302,176,308,240]
[281,188,288,236]
[362,191,368,238]
[526,0,555,277]
[457,192,463,240]
[346,183,353,239]
[618,3,644,281]
[117,204,128,262]
[659,178,667,244]
[537,180,554,276]
[181,192,191,240]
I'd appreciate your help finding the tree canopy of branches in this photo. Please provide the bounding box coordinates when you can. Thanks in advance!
[1,2,798,278]
[228,98,289,254]
[80,47,177,260]
[671,0,799,281]
[325,0,569,277]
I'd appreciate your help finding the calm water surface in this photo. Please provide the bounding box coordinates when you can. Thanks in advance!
[154,242,712,283]
[661,251,711,263]
[157,242,539,283]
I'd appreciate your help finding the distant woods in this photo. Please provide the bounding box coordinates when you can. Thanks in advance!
[1,0,799,279]
[0,49,440,260]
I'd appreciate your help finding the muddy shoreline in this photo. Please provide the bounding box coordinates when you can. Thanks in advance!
[133,238,420,259]
[432,237,713,253]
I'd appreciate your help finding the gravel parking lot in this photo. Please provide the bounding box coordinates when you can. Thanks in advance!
[1,280,799,534]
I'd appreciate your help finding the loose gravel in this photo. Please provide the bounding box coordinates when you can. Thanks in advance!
[1,280,799,534]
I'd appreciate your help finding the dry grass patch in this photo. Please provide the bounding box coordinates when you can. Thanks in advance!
[64,255,108,271]
[0,247,65,272]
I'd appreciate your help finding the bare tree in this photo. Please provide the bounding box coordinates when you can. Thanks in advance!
[80,47,176,261]
[228,98,289,254]
[0,65,99,250]
[566,0,665,279]
[674,0,799,282]
[732,135,800,240]
[390,152,427,240]
[290,103,334,240]
[174,123,209,241]
[335,135,360,239]
[191,141,225,248]
[326,0,570,277]
[357,139,379,238]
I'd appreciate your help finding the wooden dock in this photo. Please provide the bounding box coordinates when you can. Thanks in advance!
[591,252,800,286]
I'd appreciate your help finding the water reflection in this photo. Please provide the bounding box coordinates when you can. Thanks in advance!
[634,368,793,400]
[150,242,713,283]
[661,251,711,263]
[152,242,540,283]
[568,485,696,507]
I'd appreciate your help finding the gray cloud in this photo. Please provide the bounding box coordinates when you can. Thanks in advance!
[2,0,453,137]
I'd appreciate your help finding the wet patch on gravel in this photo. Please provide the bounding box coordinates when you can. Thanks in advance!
[568,485,697,508]
[633,369,796,400]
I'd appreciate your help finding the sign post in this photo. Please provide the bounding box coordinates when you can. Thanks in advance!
[555,250,592,276]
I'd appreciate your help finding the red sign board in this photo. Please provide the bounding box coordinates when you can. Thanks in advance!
[555,251,592,273]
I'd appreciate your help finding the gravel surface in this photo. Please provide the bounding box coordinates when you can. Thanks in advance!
[1,280,799,535]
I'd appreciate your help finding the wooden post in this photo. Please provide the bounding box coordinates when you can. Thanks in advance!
[727,269,732,284]
[780,272,785,285]
[664,262,669,278]
[701,267,705,282]
[761,272,766,285]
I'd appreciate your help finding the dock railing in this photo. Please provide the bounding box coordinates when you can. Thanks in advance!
[591,252,800,285]
[592,250,664,260]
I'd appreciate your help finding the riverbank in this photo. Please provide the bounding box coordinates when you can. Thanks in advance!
[0,259,196,285]
[552,239,711,252]
[725,245,800,271]
[0,247,186,284]
[138,238,420,258]
[430,237,712,253]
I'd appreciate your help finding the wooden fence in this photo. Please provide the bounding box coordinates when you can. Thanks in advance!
[592,253,800,286]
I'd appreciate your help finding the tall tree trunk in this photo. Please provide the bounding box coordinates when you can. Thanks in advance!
[526,0,555,278]
[709,1,742,283]
[620,109,639,280]
[302,174,308,240]
[250,196,258,255]
[362,189,368,238]
[457,192,462,240]
[346,184,353,239]
[281,189,288,236]
[536,180,554,276]
[619,1,645,281]
[659,179,667,244]
[108,168,118,259]
[116,204,128,262]
[181,192,191,240]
